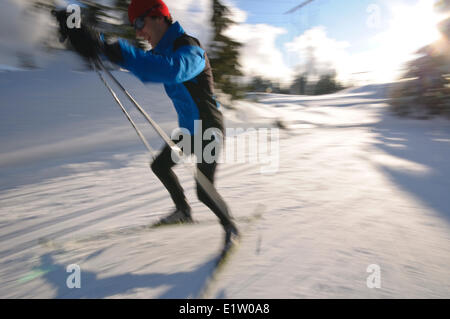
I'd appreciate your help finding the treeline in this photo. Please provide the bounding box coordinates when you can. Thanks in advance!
[246,71,345,96]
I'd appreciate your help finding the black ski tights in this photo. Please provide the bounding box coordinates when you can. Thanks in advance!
[150,135,234,228]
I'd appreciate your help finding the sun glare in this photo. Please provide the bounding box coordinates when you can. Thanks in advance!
[364,0,447,83]
[388,0,444,53]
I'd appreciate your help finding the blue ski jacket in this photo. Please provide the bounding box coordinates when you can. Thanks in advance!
[111,22,223,135]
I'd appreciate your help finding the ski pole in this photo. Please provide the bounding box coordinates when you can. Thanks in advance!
[94,59,229,217]
[91,60,156,159]
[96,59,175,148]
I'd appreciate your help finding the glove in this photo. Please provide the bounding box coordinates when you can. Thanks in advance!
[52,9,102,59]
[102,37,125,65]
[52,9,124,64]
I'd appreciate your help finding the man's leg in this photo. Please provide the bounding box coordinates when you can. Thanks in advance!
[195,129,239,246]
[150,143,190,212]
[196,160,235,228]
[196,160,239,248]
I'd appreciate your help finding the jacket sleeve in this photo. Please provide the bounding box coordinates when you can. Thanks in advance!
[116,39,206,84]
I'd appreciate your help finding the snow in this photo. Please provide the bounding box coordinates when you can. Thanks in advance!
[1,53,449,298]
[0,65,27,72]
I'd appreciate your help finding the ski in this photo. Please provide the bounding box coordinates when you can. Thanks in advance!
[197,204,266,298]
[37,209,264,250]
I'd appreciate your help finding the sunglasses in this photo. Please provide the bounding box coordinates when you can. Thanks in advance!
[133,4,162,31]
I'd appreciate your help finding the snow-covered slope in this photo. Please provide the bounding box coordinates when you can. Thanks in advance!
[1,56,449,298]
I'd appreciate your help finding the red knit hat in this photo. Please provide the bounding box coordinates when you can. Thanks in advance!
[128,0,171,24]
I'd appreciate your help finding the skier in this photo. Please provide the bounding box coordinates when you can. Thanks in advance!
[54,0,239,248]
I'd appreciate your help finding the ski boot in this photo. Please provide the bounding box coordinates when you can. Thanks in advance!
[153,207,193,227]
[218,222,240,263]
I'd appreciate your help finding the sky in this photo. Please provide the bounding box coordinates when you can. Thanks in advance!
[222,0,448,85]
[0,0,447,86]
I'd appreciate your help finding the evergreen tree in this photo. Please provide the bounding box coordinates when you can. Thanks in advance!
[209,0,243,99]
[247,77,271,93]
[314,72,343,95]
[290,73,308,95]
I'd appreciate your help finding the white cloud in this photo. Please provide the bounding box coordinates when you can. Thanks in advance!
[284,26,376,85]
[225,1,248,24]
[225,23,294,84]
[285,26,351,81]
[211,0,292,83]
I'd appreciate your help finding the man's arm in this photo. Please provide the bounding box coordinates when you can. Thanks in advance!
[53,10,204,84]
[116,40,206,84]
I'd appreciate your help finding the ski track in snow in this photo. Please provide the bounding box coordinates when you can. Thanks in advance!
[1,60,450,298]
